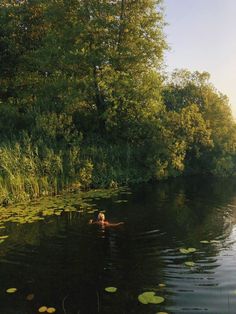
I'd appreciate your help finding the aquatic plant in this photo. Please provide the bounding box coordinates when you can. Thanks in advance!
[179,247,196,254]
[138,291,164,305]
[6,288,17,293]
[105,287,117,293]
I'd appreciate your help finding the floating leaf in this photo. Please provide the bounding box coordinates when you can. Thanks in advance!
[138,291,164,305]
[105,287,117,293]
[210,240,220,243]
[47,307,56,313]
[38,306,48,312]
[6,288,17,293]
[149,295,165,304]
[26,293,34,301]
[179,247,196,254]
[200,240,210,244]
[179,248,189,254]
[158,283,166,288]
[0,235,8,239]
[138,293,151,304]
[188,248,197,253]
[185,261,195,267]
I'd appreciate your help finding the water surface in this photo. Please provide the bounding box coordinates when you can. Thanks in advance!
[1,177,236,313]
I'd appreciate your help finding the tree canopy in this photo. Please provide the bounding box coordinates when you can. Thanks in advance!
[0,1,236,203]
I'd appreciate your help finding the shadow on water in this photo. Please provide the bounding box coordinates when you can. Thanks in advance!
[1,176,236,313]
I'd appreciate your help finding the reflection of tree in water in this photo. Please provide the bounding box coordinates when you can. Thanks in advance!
[135,177,236,242]
[1,177,236,313]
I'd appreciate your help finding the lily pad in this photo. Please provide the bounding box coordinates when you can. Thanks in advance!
[105,287,117,293]
[179,248,189,254]
[38,306,48,312]
[138,292,154,304]
[138,291,164,305]
[6,288,17,293]
[0,235,9,239]
[179,247,196,254]
[185,261,195,267]
[47,308,56,313]
[188,248,197,253]
[149,295,165,304]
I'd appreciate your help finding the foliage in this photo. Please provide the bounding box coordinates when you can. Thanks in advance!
[0,2,236,203]
[163,69,236,176]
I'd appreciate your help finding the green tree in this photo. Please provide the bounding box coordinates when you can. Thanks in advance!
[163,69,236,175]
[1,0,167,141]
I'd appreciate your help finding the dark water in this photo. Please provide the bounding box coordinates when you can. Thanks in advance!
[1,177,236,314]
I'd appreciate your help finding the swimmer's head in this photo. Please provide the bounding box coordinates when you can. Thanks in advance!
[97,212,105,221]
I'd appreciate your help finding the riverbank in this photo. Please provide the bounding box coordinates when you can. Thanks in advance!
[0,133,235,207]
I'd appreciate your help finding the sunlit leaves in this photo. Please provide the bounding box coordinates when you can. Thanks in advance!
[163,69,236,177]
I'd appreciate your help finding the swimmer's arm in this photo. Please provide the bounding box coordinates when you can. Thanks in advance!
[105,222,124,227]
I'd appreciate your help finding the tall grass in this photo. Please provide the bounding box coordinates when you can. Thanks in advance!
[0,139,92,204]
[0,136,154,205]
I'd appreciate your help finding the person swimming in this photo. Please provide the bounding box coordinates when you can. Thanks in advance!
[89,212,124,227]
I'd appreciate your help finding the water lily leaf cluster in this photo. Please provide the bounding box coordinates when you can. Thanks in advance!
[138,291,164,305]
[0,188,127,229]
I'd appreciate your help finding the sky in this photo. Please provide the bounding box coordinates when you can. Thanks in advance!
[164,0,236,117]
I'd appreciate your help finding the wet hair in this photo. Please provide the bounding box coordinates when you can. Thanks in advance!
[97,212,105,221]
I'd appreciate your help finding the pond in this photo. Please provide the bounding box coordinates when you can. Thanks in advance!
[1,176,236,313]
